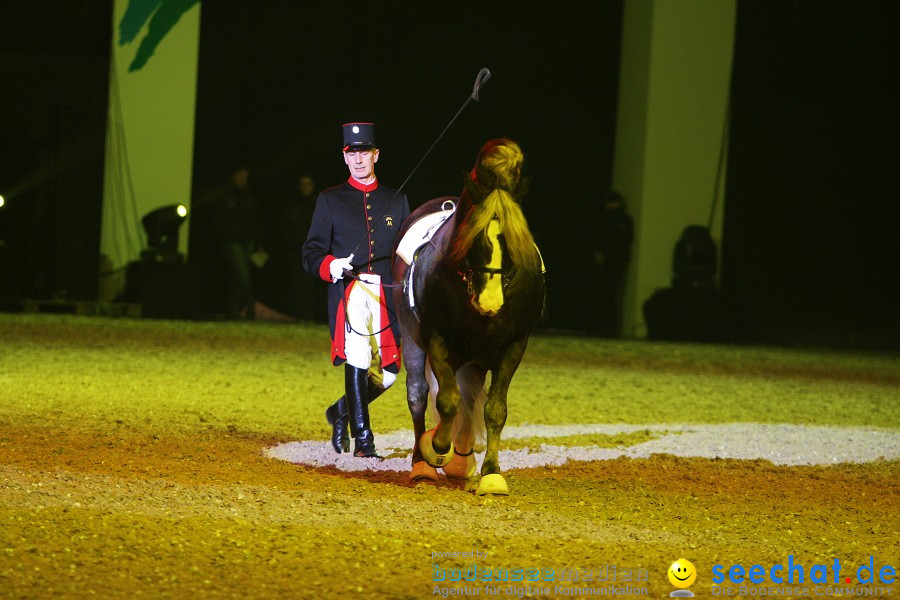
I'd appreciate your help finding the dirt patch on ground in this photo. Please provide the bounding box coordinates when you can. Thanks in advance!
[2,315,898,599]
[2,424,898,599]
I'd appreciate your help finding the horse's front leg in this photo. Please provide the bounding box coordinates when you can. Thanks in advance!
[419,335,458,468]
[477,337,529,496]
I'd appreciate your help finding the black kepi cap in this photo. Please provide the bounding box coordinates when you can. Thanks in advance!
[342,122,376,151]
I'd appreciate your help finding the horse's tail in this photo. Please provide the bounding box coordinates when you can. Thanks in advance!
[426,361,438,425]
[426,361,486,446]
[455,363,486,445]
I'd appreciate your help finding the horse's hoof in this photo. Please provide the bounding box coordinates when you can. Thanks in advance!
[476,473,509,496]
[410,461,441,482]
[419,428,454,468]
[443,450,476,480]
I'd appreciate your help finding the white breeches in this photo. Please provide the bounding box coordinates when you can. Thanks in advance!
[344,274,396,390]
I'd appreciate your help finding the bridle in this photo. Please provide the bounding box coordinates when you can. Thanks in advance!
[458,263,515,298]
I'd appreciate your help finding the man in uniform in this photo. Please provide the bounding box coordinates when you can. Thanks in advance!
[302,123,410,458]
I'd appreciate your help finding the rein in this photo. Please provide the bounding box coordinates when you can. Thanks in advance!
[339,276,400,339]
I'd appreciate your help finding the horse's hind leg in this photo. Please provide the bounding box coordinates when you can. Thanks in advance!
[419,335,458,468]
[477,338,528,496]
[405,342,439,481]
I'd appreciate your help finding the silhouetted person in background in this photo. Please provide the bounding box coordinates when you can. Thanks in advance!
[194,167,258,319]
[274,174,323,321]
[590,190,633,337]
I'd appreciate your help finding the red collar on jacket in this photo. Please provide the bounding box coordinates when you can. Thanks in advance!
[347,177,378,192]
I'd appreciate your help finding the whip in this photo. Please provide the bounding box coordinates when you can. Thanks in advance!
[340,68,492,337]
[345,67,492,265]
[391,67,491,200]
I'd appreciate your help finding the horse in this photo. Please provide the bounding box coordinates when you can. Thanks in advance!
[391,138,545,495]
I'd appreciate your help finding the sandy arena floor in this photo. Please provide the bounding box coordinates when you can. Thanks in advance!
[1,315,898,599]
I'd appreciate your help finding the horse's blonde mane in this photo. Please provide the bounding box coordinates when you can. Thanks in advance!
[449,139,535,267]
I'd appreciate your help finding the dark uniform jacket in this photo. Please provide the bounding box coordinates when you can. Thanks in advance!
[301,177,410,368]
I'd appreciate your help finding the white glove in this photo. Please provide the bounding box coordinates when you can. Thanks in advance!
[329,254,355,282]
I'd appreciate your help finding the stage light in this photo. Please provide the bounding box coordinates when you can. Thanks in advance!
[141,204,188,261]
[0,194,5,208]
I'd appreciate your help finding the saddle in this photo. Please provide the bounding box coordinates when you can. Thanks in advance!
[396,202,456,319]
[395,201,456,265]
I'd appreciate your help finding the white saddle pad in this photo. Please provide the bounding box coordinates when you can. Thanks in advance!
[396,205,456,264]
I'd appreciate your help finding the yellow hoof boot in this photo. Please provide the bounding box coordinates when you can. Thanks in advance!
[476,473,509,496]
[442,451,477,480]
[419,428,454,468]
[410,461,441,482]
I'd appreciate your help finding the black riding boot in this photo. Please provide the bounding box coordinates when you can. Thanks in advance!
[344,364,378,457]
[324,383,386,454]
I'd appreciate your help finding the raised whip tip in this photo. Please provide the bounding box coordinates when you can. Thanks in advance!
[471,68,492,101]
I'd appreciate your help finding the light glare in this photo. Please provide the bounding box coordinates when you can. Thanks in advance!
[176,204,187,218]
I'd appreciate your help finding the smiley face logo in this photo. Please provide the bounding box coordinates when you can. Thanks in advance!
[668,558,697,588]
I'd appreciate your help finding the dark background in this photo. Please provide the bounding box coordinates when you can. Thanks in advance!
[189,1,622,328]
[0,0,897,349]
[0,1,110,303]
[724,0,899,349]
